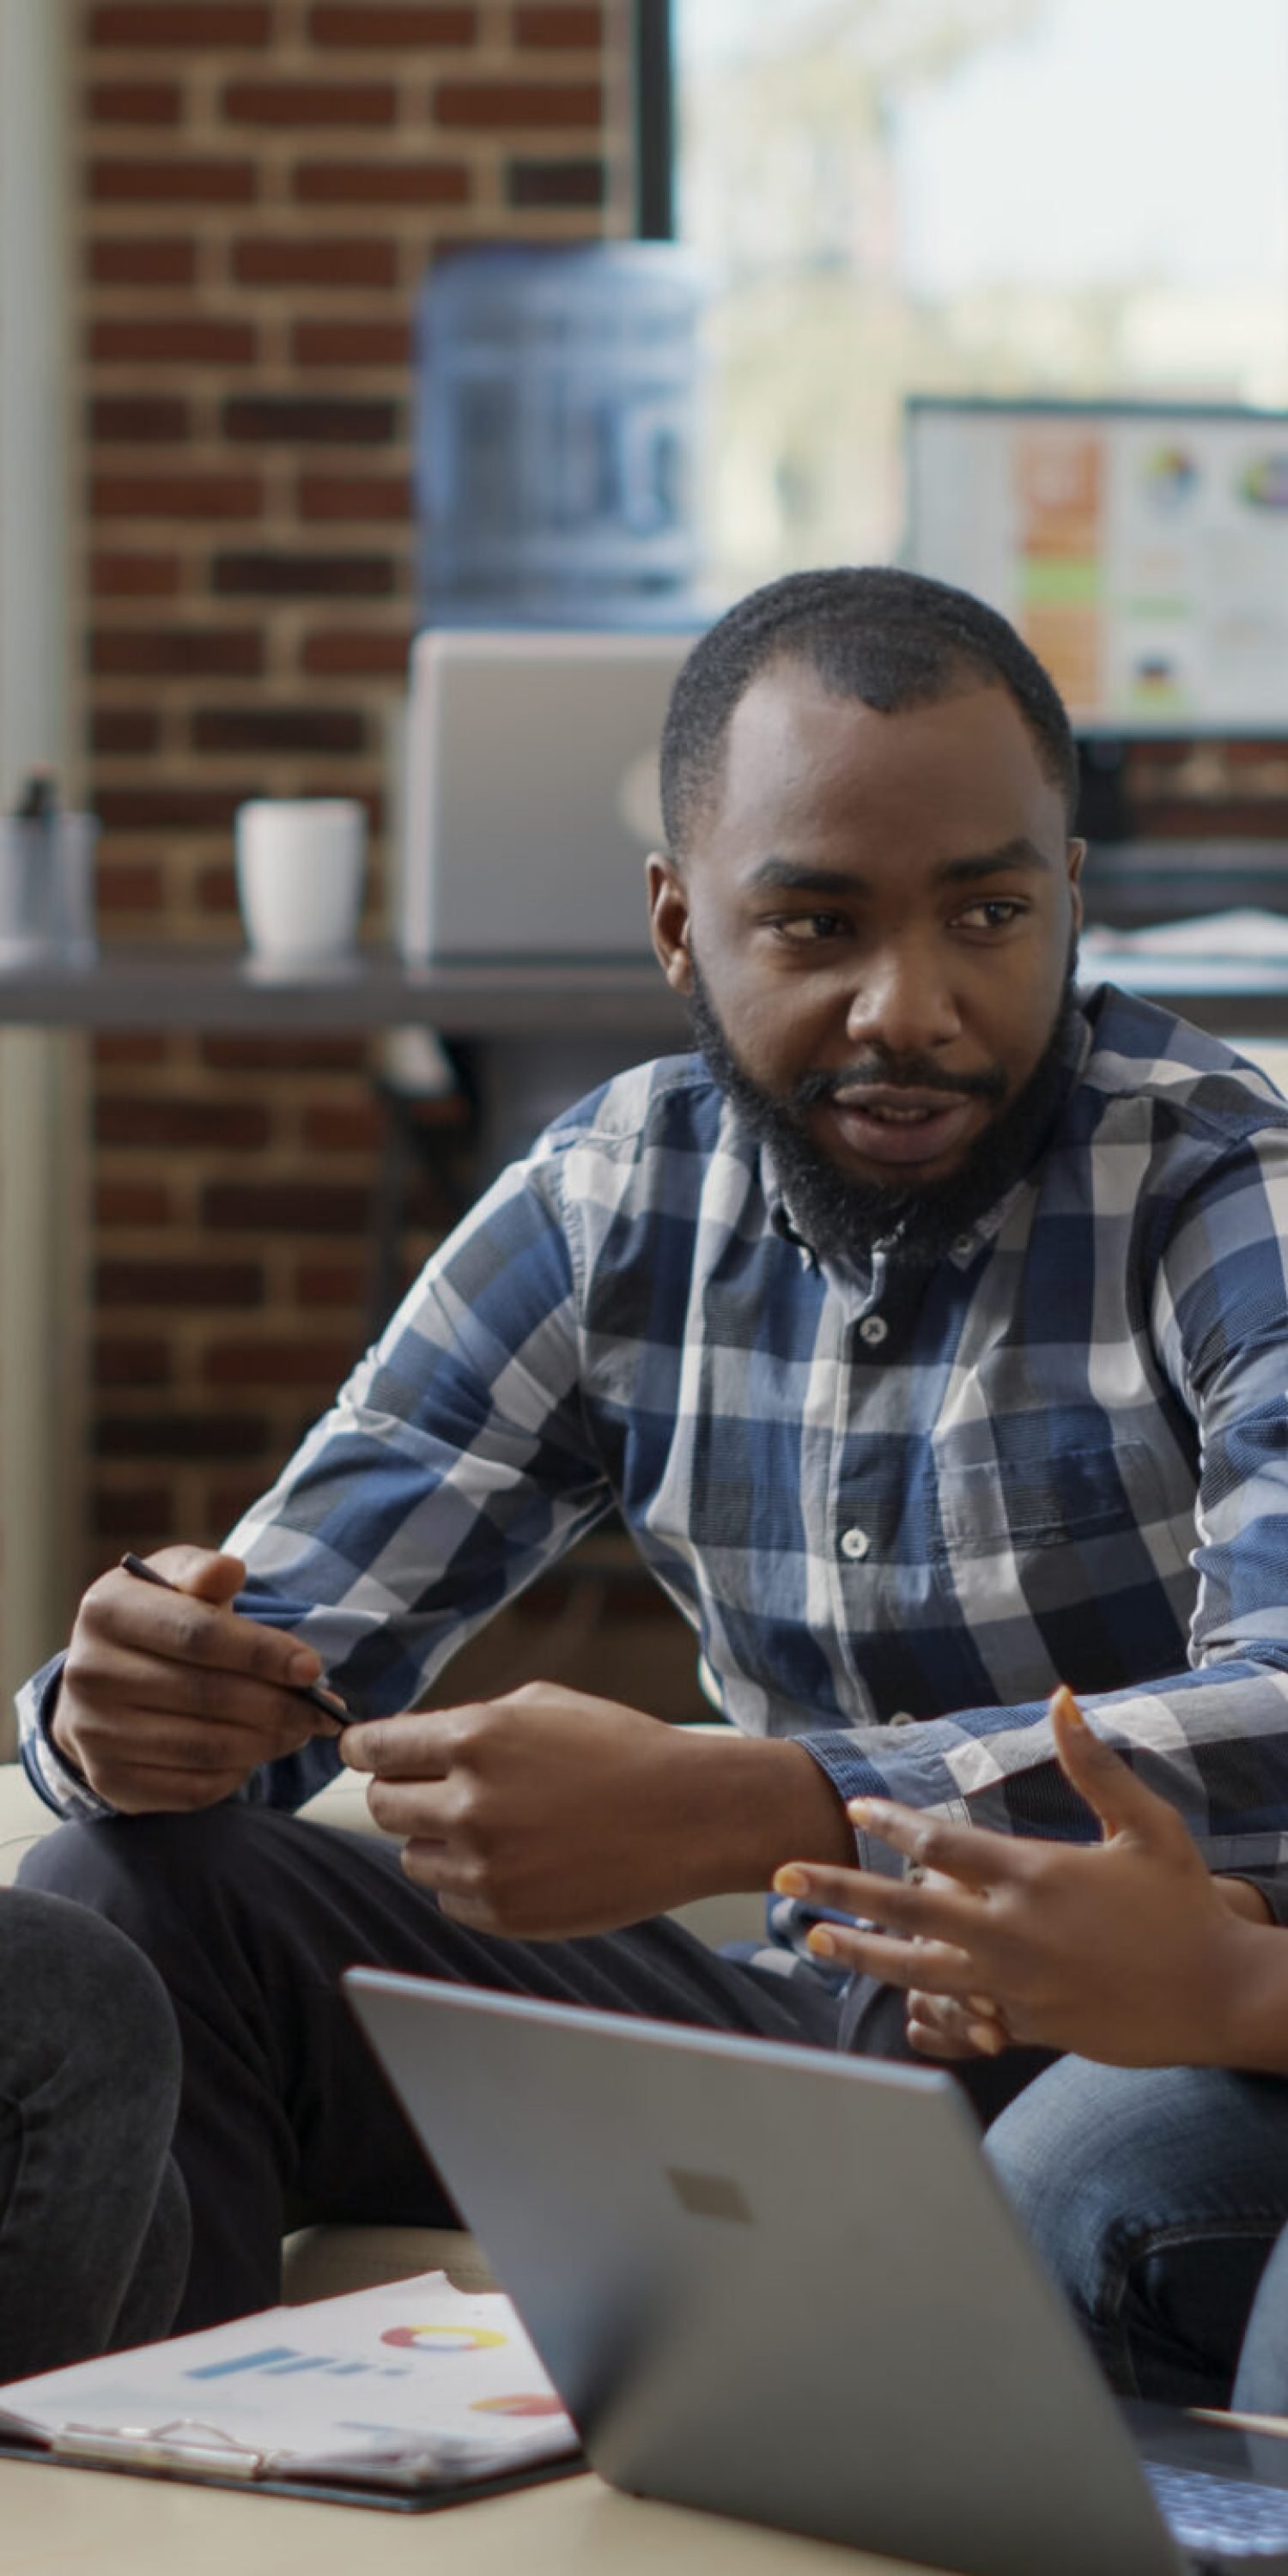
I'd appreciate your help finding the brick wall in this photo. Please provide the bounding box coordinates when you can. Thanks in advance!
[76,0,629,1586]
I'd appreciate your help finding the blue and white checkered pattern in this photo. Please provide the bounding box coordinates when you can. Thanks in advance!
[21,982,1288,1897]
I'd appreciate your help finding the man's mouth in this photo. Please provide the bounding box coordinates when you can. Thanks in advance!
[821,1086,987,1169]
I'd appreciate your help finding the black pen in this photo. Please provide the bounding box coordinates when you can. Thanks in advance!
[118,1552,355,1728]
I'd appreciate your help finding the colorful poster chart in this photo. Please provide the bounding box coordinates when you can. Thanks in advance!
[905,401,1288,732]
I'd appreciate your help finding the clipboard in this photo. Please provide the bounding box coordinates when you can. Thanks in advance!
[0,2428,584,2513]
[0,2271,584,2512]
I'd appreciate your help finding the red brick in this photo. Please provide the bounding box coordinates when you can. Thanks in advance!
[507,156,603,207]
[94,1337,172,1388]
[308,6,477,42]
[92,472,262,520]
[296,1257,365,1303]
[222,81,397,124]
[93,1486,176,1542]
[92,551,183,598]
[96,1097,271,1150]
[293,161,470,205]
[291,320,410,367]
[196,864,239,913]
[224,394,398,443]
[513,5,602,43]
[90,318,257,365]
[96,861,165,912]
[96,785,252,833]
[89,5,271,42]
[94,1413,271,1461]
[90,708,161,756]
[91,159,258,204]
[203,1181,372,1233]
[88,395,190,441]
[297,472,410,522]
[92,628,264,677]
[209,1477,271,1531]
[301,627,410,674]
[1133,799,1288,838]
[214,550,396,598]
[204,1336,356,1386]
[94,1180,173,1224]
[88,239,197,286]
[201,1035,368,1072]
[96,1259,264,1308]
[94,1033,170,1066]
[192,706,366,755]
[232,236,398,286]
[303,1100,384,1151]
[88,80,183,122]
[434,80,598,127]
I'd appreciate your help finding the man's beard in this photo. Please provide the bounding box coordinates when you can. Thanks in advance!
[686,947,1081,1271]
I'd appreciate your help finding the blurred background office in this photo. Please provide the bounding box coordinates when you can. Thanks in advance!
[3,0,1288,1739]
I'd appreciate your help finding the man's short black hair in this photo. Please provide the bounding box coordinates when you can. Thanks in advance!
[659,564,1080,854]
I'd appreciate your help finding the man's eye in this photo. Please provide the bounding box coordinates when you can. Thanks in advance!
[957,899,1025,932]
[775,913,849,943]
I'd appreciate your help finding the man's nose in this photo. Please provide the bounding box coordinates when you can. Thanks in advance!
[843,941,963,1057]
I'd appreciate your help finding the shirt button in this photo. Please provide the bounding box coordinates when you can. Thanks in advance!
[951,1235,974,1260]
[859,1314,888,1347]
[840,1526,870,1562]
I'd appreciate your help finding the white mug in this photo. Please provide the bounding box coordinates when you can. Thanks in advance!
[234,799,367,969]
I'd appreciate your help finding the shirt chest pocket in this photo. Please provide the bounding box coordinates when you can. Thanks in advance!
[932,1439,1192,1577]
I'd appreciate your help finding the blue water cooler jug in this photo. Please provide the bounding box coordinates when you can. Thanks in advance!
[415,242,706,627]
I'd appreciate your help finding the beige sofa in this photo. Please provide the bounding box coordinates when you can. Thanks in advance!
[0,1747,761,2304]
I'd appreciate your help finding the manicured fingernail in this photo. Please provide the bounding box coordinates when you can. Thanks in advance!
[806,1926,838,1959]
[1052,1685,1084,1727]
[847,1799,874,1825]
[289,1649,321,1683]
[969,2022,1005,2054]
[968,1994,1000,2019]
[773,1865,808,1897]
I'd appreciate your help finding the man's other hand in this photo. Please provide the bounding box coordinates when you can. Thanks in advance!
[341,1680,852,1941]
[55,1547,336,1813]
[772,1687,1272,2069]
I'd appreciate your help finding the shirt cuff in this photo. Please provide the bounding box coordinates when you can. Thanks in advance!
[15,1653,115,1821]
[1218,1869,1288,1929]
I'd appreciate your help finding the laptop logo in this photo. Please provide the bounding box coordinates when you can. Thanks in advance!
[666,2166,753,2224]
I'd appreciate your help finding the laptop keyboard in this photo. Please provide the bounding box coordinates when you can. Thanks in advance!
[1147,2458,1288,2561]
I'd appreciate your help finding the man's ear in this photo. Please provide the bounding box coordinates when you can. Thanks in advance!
[647,852,694,994]
[1067,835,1086,934]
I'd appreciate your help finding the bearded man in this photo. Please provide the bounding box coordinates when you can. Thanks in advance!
[20,568,1288,2329]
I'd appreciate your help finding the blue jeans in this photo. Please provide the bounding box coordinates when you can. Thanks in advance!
[987,2056,1288,2409]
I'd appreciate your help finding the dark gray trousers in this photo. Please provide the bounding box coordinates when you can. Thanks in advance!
[21,1807,1047,2334]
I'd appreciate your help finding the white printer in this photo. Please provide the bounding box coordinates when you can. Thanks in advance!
[398,628,696,963]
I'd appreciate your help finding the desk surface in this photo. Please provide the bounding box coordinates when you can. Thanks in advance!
[0,2455,921,2576]
[2,944,1288,1041]
[0,948,690,1041]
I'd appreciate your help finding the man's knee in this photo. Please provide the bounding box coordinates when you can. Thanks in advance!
[17,1806,288,1969]
[1,1884,182,2136]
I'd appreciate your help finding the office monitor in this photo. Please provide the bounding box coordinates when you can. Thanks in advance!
[904,397,1288,736]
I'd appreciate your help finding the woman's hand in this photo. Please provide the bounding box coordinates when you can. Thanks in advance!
[773,1688,1279,2069]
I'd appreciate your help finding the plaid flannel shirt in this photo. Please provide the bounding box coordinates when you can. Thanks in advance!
[21,982,1288,1921]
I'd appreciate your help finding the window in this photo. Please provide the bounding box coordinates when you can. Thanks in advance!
[672,0,1288,598]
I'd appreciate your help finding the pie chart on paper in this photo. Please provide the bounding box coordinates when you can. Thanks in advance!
[380,2321,509,2355]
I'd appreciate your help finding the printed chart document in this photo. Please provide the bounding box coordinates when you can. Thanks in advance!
[0,2270,581,2511]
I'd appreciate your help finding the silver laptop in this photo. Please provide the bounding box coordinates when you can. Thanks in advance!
[398,627,694,963]
[344,1972,1288,2576]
